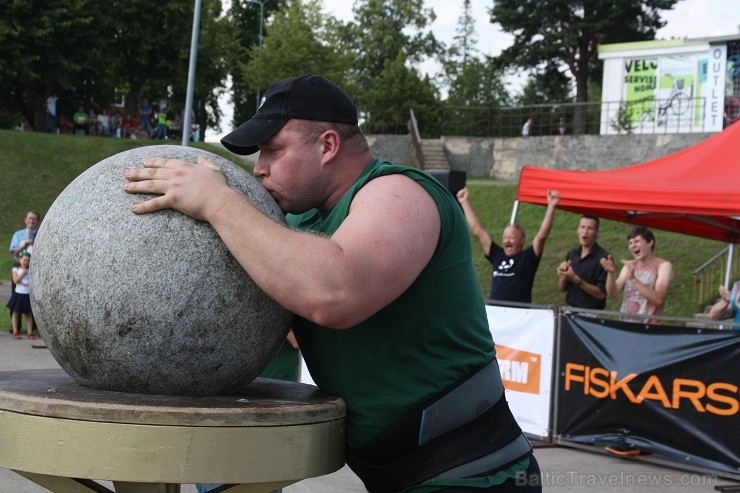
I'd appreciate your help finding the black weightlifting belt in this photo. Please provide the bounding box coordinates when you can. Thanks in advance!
[347,360,531,493]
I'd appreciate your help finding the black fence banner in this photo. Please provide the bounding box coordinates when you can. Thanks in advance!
[556,312,740,476]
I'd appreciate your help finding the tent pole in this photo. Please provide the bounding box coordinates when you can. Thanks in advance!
[724,243,735,287]
[510,200,519,225]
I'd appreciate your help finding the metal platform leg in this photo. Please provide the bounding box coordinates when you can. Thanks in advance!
[14,471,114,493]
[113,482,180,493]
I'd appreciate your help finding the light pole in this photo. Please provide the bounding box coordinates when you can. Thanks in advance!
[182,0,202,146]
[246,0,270,112]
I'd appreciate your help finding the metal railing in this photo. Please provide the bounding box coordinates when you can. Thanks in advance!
[692,245,740,310]
[359,96,737,138]
[407,109,425,170]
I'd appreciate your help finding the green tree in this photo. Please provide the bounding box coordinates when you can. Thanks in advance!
[446,57,511,108]
[228,0,286,128]
[99,0,231,141]
[0,0,113,129]
[165,0,232,141]
[360,53,441,136]
[340,0,441,134]
[345,0,440,87]
[109,0,195,116]
[441,57,510,137]
[489,0,678,134]
[238,0,352,99]
[513,62,574,136]
[438,0,511,136]
[610,102,636,134]
[0,0,231,138]
[450,0,478,66]
[440,0,480,97]
[516,62,573,106]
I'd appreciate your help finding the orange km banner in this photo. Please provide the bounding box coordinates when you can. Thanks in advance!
[496,345,542,395]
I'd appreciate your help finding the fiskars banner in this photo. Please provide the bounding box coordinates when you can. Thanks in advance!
[556,312,740,476]
[486,305,555,440]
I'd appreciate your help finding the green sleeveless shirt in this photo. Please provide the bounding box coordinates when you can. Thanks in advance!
[287,158,494,449]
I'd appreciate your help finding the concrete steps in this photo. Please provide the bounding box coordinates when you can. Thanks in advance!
[420,139,450,170]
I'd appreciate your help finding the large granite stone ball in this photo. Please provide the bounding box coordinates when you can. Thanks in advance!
[29,145,293,395]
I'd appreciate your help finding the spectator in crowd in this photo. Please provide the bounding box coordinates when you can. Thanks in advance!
[8,211,39,329]
[456,187,559,303]
[110,109,123,138]
[122,113,138,139]
[122,113,148,139]
[139,98,153,136]
[10,211,39,258]
[8,252,35,340]
[557,214,609,309]
[44,93,57,133]
[168,111,183,140]
[522,118,533,137]
[13,117,27,132]
[601,226,674,323]
[125,73,540,493]
[96,108,111,137]
[155,110,168,139]
[181,108,197,141]
[72,106,89,135]
[87,108,97,135]
[708,282,740,328]
[56,115,74,134]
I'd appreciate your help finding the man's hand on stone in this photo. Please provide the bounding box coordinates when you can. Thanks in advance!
[124,157,230,221]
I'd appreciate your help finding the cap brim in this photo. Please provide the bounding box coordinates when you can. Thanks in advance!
[220,118,288,155]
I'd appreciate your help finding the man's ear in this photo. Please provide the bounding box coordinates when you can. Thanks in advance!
[320,129,341,163]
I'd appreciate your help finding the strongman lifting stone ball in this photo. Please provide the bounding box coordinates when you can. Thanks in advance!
[29,145,293,395]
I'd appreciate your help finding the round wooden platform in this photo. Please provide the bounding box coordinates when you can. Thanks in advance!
[0,369,346,487]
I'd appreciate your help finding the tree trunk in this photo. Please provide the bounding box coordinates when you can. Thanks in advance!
[572,73,590,135]
[125,88,141,119]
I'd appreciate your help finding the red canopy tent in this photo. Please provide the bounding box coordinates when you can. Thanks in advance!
[516,121,740,244]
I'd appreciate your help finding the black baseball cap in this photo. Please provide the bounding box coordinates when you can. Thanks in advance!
[221,73,358,155]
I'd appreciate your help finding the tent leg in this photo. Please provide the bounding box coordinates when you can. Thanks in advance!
[510,200,519,225]
[724,244,735,287]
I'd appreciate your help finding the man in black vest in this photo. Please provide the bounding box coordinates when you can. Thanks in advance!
[556,214,610,309]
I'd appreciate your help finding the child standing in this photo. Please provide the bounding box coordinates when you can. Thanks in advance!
[9,252,35,339]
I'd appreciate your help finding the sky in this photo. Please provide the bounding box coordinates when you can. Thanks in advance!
[206,0,739,141]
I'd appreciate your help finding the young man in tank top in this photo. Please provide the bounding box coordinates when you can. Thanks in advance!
[601,226,674,323]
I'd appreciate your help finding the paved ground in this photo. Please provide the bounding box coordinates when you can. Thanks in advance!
[0,281,738,492]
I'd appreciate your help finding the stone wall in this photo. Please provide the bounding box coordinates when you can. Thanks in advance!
[489,133,712,180]
[441,136,494,177]
[367,132,714,180]
[366,134,415,167]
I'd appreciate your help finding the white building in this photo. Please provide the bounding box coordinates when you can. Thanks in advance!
[598,35,740,134]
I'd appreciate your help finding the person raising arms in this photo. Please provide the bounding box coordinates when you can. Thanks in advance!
[456,187,559,303]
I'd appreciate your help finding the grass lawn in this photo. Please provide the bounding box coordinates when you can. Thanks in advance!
[0,130,729,320]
